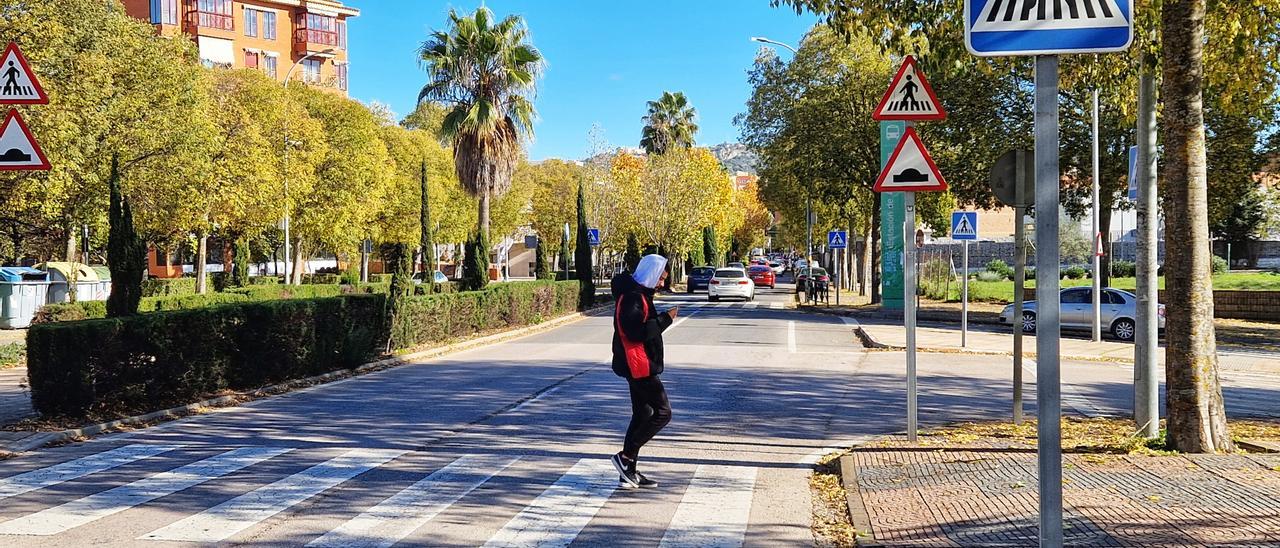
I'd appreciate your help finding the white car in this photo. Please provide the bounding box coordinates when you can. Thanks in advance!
[708,268,755,301]
[769,261,785,275]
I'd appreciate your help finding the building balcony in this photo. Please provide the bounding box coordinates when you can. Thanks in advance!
[184,9,234,32]
[294,28,339,55]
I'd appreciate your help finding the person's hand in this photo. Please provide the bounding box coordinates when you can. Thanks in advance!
[667,307,679,319]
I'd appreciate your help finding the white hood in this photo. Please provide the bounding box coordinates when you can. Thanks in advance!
[632,254,668,288]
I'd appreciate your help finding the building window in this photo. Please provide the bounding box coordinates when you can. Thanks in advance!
[244,8,258,37]
[264,55,278,79]
[151,0,179,25]
[335,62,348,91]
[244,51,259,69]
[263,11,277,40]
[337,20,347,50]
[303,58,322,84]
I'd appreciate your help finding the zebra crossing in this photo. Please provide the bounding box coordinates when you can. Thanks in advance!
[0,443,762,546]
[658,300,787,311]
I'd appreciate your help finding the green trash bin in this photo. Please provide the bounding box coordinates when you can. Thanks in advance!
[0,267,50,329]
[91,266,112,301]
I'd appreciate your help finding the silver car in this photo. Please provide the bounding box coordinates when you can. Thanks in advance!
[999,287,1165,342]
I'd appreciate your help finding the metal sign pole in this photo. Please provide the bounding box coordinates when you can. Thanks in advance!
[904,191,918,442]
[1013,202,1025,426]
[836,245,841,306]
[1034,54,1064,548]
[962,239,969,347]
[1134,64,1159,438]
[1091,87,1102,342]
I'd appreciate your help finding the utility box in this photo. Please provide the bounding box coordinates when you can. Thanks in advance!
[0,267,50,329]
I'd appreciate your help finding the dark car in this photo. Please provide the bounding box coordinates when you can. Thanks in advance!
[687,266,716,292]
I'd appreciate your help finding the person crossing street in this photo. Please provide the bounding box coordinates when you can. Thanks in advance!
[610,254,677,488]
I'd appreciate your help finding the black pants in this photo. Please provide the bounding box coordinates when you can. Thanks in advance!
[623,375,672,460]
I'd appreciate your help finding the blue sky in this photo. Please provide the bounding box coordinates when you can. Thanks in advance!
[347,1,816,161]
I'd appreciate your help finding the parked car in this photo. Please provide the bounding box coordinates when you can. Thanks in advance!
[999,287,1165,342]
[412,271,449,284]
[687,266,717,293]
[794,267,829,293]
[747,265,776,288]
[709,268,755,301]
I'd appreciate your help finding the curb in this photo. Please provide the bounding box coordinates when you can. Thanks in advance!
[0,306,608,458]
[1237,439,1280,453]
[838,454,883,547]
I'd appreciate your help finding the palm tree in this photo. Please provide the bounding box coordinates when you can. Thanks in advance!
[417,7,542,243]
[640,91,698,155]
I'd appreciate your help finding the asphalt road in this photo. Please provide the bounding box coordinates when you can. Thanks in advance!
[0,280,1275,546]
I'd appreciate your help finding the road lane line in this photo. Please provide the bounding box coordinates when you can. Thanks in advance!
[658,465,757,548]
[0,444,183,501]
[744,302,758,309]
[770,302,783,310]
[0,446,292,536]
[141,448,405,543]
[310,454,519,548]
[788,321,797,354]
[482,459,617,548]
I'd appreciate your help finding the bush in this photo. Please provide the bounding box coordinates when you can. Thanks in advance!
[1110,260,1136,278]
[33,301,108,323]
[1063,265,1087,279]
[1025,266,1036,281]
[140,277,197,298]
[140,293,250,312]
[985,259,1013,280]
[27,294,386,417]
[249,276,281,286]
[976,270,1004,282]
[27,280,580,417]
[371,273,393,284]
[1,342,25,368]
[301,273,341,285]
[1212,255,1228,274]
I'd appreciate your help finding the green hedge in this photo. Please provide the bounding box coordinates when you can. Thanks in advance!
[141,278,197,297]
[26,281,579,417]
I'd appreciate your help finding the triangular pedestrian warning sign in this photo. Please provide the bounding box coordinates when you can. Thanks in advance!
[874,127,947,192]
[0,43,47,105]
[872,56,945,121]
[0,109,50,171]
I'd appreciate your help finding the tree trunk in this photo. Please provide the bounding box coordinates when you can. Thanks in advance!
[870,193,882,304]
[858,230,870,296]
[1099,206,1113,287]
[65,230,76,262]
[1161,0,1232,453]
[291,242,306,285]
[195,232,208,294]
[478,189,491,244]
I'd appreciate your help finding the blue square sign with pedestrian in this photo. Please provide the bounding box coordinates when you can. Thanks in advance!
[828,230,848,249]
[587,228,601,246]
[965,0,1133,56]
[951,212,978,241]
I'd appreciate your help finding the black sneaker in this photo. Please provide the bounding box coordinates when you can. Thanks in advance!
[635,471,658,488]
[612,453,640,487]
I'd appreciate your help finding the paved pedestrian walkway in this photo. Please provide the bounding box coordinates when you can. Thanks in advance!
[0,367,32,426]
[850,446,1280,547]
[853,316,1280,374]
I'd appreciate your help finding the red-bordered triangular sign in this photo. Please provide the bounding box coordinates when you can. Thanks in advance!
[0,43,47,105]
[874,127,946,192]
[872,55,945,121]
[0,109,50,171]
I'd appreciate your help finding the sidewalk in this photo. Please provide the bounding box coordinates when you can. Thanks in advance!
[845,444,1280,546]
[851,316,1280,374]
[0,366,33,426]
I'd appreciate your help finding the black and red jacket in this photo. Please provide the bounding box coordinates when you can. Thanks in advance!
[611,272,672,379]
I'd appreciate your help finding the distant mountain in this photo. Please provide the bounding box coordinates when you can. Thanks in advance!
[708,143,759,175]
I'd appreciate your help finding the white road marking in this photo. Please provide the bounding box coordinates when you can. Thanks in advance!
[482,459,617,548]
[787,321,797,354]
[0,444,183,501]
[744,302,758,309]
[310,454,519,548]
[659,465,757,548]
[770,302,783,310]
[141,448,405,543]
[0,446,292,536]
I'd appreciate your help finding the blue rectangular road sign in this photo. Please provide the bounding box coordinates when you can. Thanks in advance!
[827,230,848,249]
[1127,145,1138,201]
[951,211,979,240]
[587,228,600,246]
[965,0,1133,56]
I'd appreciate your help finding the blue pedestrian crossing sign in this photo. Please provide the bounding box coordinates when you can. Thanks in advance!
[828,230,848,249]
[587,228,601,247]
[965,0,1133,56]
[951,211,979,241]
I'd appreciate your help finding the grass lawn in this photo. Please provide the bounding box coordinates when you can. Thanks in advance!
[0,342,23,369]
[926,270,1280,304]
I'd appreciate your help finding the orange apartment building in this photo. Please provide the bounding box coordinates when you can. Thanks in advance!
[122,0,358,94]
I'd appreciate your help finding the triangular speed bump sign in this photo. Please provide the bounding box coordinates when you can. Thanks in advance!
[874,127,947,192]
[0,109,50,170]
[0,43,48,105]
[872,55,945,121]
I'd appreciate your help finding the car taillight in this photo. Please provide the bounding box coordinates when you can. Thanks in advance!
[738,280,749,285]
[710,280,720,285]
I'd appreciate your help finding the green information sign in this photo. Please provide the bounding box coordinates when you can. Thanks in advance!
[880,121,906,310]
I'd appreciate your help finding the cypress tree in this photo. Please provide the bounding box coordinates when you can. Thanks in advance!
[419,160,435,277]
[625,233,641,271]
[574,181,595,308]
[703,226,718,267]
[105,155,145,317]
[385,242,412,351]
[461,230,490,291]
[231,237,250,288]
[535,236,550,280]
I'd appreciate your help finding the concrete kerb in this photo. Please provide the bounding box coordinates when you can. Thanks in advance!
[0,305,610,458]
[837,454,883,547]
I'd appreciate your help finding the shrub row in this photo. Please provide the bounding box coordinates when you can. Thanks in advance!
[27,281,578,417]
[141,278,197,297]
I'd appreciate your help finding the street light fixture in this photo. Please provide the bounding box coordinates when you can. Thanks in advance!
[280,48,335,284]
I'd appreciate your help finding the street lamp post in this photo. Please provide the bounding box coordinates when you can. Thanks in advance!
[281,48,335,284]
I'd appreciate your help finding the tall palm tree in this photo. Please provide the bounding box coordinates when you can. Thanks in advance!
[640,91,698,155]
[418,7,542,242]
